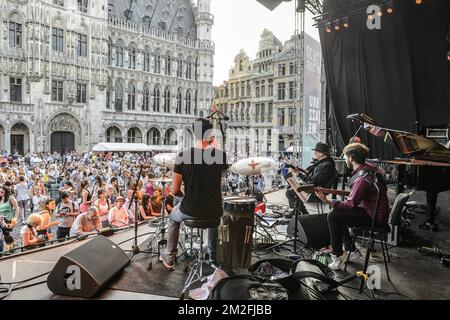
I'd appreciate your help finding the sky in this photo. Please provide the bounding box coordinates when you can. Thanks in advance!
[210,0,320,86]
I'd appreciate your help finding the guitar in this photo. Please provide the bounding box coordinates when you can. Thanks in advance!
[296,184,351,197]
[285,172,349,203]
[284,164,307,174]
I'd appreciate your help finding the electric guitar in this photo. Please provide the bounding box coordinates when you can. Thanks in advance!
[286,174,350,204]
[296,184,351,197]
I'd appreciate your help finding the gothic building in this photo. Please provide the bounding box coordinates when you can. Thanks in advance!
[0,0,214,155]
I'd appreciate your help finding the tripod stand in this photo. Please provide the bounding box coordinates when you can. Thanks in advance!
[264,196,305,258]
[147,178,170,270]
[127,163,151,259]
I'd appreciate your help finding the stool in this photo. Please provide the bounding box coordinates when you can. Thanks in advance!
[182,219,220,294]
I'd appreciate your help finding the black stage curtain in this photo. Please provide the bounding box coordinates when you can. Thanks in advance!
[320,0,450,159]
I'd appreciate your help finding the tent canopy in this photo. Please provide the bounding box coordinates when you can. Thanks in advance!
[92,143,153,153]
[147,145,180,153]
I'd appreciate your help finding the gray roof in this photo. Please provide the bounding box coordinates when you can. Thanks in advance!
[108,0,197,40]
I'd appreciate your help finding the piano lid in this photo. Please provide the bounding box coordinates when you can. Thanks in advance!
[347,114,450,164]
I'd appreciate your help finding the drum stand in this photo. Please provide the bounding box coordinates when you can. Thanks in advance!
[147,180,169,270]
[249,176,277,248]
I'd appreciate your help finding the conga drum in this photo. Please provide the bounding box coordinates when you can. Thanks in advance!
[216,196,256,269]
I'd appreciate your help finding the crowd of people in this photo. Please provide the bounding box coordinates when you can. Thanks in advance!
[0,150,176,254]
[0,146,289,256]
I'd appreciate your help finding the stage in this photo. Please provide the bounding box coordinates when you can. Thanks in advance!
[1,188,449,300]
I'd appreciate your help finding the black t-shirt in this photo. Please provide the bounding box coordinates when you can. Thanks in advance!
[174,147,228,219]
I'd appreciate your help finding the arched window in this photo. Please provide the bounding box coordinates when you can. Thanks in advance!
[148,128,161,145]
[115,79,123,112]
[127,82,136,110]
[9,13,23,48]
[153,49,161,74]
[143,84,150,111]
[186,57,192,79]
[194,57,198,81]
[194,90,198,115]
[115,39,124,67]
[107,39,112,65]
[128,43,136,69]
[183,129,194,149]
[152,85,160,112]
[106,126,122,143]
[185,90,191,115]
[106,77,112,109]
[176,88,182,114]
[164,129,177,146]
[127,127,143,143]
[164,86,171,113]
[143,46,150,72]
[177,55,183,78]
[165,52,172,76]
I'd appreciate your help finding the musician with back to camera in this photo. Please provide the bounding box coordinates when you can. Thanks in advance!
[315,143,390,270]
[285,142,337,215]
[160,118,229,271]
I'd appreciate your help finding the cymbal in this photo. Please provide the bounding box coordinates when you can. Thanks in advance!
[149,177,173,183]
[230,157,276,176]
[153,153,177,168]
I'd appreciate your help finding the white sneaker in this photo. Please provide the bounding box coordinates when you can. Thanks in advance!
[328,253,348,271]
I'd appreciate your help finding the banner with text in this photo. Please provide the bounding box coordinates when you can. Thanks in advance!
[302,33,322,168]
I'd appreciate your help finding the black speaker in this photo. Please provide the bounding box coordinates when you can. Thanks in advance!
[47,236,130,298]
[287,214,330,250]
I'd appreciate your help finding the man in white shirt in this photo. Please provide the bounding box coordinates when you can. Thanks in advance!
[70,207,102,237]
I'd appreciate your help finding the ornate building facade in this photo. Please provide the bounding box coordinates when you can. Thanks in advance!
[0,0,214,154]
[214,29,296,157]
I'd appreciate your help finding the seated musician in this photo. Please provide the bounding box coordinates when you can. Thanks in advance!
[160,118,228,271]
[315,143,390,271]
[286,142,337,214]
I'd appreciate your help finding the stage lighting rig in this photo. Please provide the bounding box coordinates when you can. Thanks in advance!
[256,0,324,15]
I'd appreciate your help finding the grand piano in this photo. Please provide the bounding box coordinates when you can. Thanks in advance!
[347,114,450,231]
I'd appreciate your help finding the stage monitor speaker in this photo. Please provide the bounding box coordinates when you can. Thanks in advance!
[287,214,330,250]
[47,235,130,298]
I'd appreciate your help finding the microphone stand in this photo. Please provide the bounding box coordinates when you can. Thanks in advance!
[128,164,149,258]
[208,110,228,150]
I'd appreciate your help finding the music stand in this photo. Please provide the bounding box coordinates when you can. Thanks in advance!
[264,173,308,257]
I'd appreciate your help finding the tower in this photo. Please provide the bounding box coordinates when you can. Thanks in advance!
[195,0,214,115]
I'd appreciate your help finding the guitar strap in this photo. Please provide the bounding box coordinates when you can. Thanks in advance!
[347,168,375,188]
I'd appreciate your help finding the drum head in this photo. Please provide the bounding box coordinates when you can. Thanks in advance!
[223,196,256,214]
[224,196,257,204]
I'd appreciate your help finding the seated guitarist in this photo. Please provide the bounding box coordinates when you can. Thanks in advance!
[285,142,337,214]
[315,143,389,271]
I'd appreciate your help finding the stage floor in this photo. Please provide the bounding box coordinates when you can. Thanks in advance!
[1,188,449,300]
